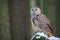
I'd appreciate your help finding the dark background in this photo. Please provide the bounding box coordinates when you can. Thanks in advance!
[0,0,60,40]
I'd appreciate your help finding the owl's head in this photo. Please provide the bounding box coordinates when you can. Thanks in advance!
[31,7,41,16]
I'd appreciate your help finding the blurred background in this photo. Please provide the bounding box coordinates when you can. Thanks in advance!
[0,0,60,40]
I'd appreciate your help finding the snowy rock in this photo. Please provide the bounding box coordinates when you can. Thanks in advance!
[31,32,60,40]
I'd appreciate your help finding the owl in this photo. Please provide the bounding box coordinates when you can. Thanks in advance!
[30,7,53,37]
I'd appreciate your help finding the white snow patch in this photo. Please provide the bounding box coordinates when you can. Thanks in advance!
[31,32,60,40]
[49,36,60,40]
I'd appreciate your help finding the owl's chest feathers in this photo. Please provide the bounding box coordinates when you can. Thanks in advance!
[32,16,40,26]
[32,14,46,26]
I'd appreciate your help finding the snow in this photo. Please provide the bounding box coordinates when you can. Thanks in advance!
[49,36,60,40]
[31,32,60,40]
[35,32,48,38]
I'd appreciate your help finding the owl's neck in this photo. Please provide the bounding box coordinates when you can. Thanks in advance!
[31,13,41,19]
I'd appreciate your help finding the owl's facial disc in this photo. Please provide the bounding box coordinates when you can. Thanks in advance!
[31,7,41,18]
[32,7,41,16]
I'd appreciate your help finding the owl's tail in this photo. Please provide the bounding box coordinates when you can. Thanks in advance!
[47,31,53,37]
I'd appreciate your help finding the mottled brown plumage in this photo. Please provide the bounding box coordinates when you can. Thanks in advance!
[31,7,53,37]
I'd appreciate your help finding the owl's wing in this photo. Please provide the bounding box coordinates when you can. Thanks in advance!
[37,14,53,33]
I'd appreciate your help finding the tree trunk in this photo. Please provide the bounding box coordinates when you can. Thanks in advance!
[0,0,11,40]
[8,0,31,40]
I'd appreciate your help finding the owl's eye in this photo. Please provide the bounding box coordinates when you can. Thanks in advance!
[35,9,37,10]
